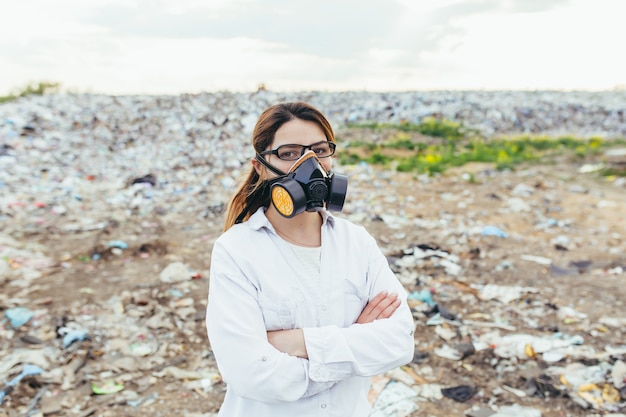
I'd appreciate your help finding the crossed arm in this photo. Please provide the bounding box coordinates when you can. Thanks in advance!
[267,291,401,358]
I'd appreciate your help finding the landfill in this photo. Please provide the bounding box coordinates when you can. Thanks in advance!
[1,90,625,417]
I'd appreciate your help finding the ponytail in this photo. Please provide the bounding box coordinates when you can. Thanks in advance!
[223,168,270,231]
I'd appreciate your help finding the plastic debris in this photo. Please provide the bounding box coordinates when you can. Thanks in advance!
[370,381,419,417]
[486,333,585,361]
[107,240,129,249]
[491,404,542,417]
[0,364,43,405]
[159,262,196,283]
[60,328,90,349]
[599,316,626,328]
[465,406,496,417]
[557,306,588,324]
[91,380,125,395]
[5,307,34,328]
[441,385,476,402]
[434,344,464,360]
[520,254,552,265]
[481,226,508,238]
[612,360,626,389]
[477,284,539,304]
[408,288,436,307]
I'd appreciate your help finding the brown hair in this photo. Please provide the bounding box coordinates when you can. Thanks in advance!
[223,102,335,230]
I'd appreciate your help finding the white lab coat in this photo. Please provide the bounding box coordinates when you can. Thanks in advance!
[206,208,415,417]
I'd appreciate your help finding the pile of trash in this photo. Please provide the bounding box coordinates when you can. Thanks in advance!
[1,254,220,416]
[2,233,625,416]
[1,92,625,416]
[367,242,626,416]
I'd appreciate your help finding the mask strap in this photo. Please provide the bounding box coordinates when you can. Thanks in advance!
[233,175,284,224]
[255,153,287,177]
[234,205,250,224]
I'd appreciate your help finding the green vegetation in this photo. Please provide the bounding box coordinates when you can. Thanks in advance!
[0,82,60,104]
[338,119,626,176]
[347,117,474,142]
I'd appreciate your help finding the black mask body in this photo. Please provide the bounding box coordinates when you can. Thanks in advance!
[256,151,348,218]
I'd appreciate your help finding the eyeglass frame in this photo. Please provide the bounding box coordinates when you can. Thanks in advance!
[259,140,336,161]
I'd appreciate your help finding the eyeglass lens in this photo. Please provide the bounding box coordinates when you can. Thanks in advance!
[276,142,335,161]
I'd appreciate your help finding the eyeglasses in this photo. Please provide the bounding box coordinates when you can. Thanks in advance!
[259,141,336,161]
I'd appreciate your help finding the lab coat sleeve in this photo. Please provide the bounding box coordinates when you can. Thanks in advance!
[302,235,416,382]
[206,240,335,403]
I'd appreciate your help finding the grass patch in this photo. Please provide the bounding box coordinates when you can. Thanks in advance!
[601,167,626,177]
[347,117,475,142]
[0,81,60,104]
[338,120,626,176]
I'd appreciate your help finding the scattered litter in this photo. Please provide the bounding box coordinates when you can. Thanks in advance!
[465,406,496,417]
[159,262,196,283]
[5,307,34,328]
[485,333,585,361]
[520,255,552,265]
[491,404,542,417]
[434,344,464,360]
[557,306,588,324]
[92,380,125,395]
[476,284,539,304]
[60,328,90,349]
[1,91,625,415]
[0,364,43,405]
[434,325,457,341]
[578,163,604,174]
[408,289,436,307]
[502,384,526,397]
[108,240,129,250]
[505,197,531,212]
[612,360,626,389]
[370,381,419,417]
[480,226,508,238]
[599,316,626,328]
[441,385,476,402]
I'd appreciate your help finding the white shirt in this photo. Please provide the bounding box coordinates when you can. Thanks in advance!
[206,208,415,417]
[288,243,321,275]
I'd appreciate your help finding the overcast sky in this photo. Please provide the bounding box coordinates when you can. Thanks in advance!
[2,0,625,95]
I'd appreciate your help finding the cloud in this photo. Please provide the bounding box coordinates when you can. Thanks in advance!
[430,0,572,22]
[83,0,405,59]
[1,0,623,94]
[364,0,574,71]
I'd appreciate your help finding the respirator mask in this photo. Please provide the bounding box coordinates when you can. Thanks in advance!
[256,150,348,218]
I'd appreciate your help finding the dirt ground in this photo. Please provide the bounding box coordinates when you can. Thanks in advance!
[1,145,626,416]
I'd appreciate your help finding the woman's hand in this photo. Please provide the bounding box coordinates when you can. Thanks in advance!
[356,291,400,324]
[267,329,308,358]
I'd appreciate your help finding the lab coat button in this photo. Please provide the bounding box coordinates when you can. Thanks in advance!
[321,403,327,409]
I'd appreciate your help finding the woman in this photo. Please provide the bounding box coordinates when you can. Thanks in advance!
[206,102,415,416]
